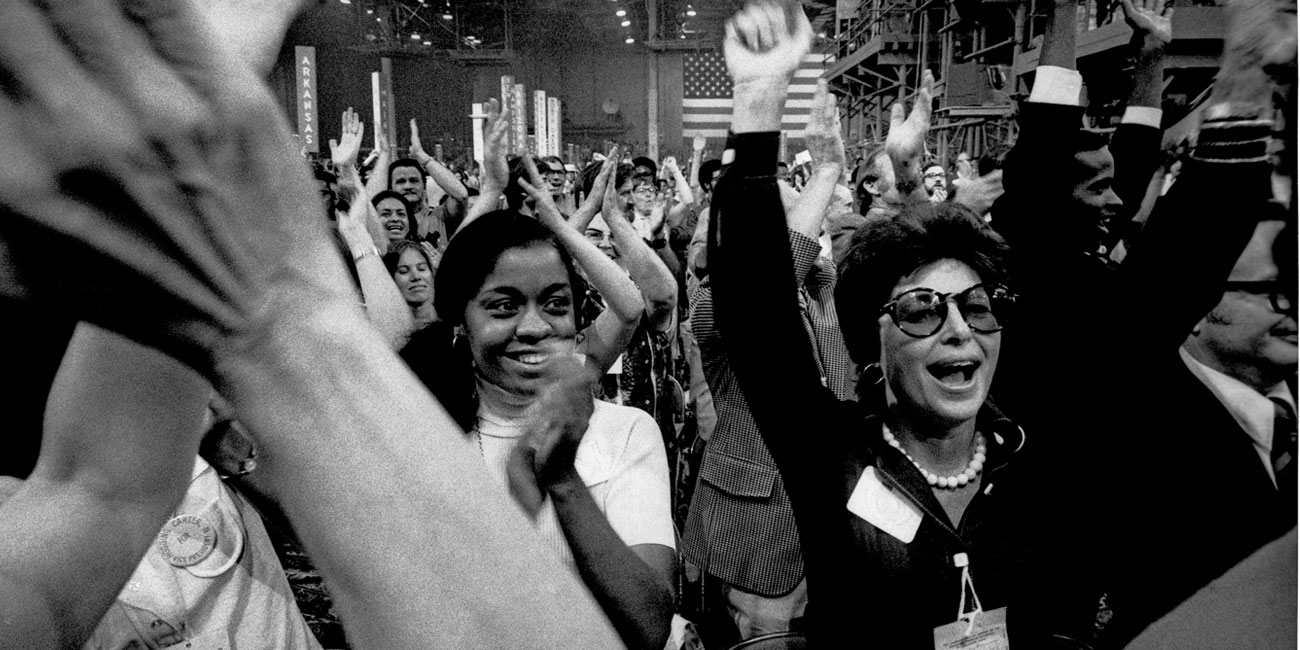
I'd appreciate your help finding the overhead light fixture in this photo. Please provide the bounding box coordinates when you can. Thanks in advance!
[365,8,373,13]
[411,33,420,39]
[625,37,634,43]
[442,12,453,19]
[423,40,432,45]
[686,8,696,16]
[616,9,626,16]
[339,0,351,4]
[621,19,630,26]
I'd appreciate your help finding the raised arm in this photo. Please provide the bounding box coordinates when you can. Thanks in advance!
[460,99,510,233]
[364,130,391,202]
[0,2,623,648]
[1107,0,1171,242]
[709,1,843,460]
[410,119,469,203]
[883,69,936,204]
[570,147,620,233]
[662,156,695,229]
[520,155,643,375]
[336,163,416,348]
[791,79,847,244]
[0,324,210,650]
[602,170,679,333]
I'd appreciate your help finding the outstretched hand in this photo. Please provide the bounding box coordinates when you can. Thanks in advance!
[506,355,596,518]
[0,0,352,373]
[330,107,365,169]
[409,118,430,162]
[723,1,813,87]
[572,147,618,230]
[480,99,511,191]
[885,69,934,195]
[805,79,846,169]
[518,154,567,231]
[1121,0,1173,48]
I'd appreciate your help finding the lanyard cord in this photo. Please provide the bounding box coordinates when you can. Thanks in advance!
[955,553,983,636]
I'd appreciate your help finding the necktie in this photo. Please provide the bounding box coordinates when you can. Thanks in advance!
[1270,397,1297,525]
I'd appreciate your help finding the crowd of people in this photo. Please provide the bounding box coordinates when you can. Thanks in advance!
[0,0,1294,648]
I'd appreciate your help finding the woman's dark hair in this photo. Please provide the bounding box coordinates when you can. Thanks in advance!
[371,190,419,240]
[417,211,589,430]
[835,202,1012,370]
[382,239,435,277]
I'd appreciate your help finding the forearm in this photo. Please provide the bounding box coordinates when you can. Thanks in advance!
[365,151,390,200]
[354,254,416,348]
[671,168,694,206]
[731,80,789,133]
[421,157,469,201]
[0,325,210,648]
[1040,0,1079,71]
[608,217,678,331]
[214,300,623,650]
[459,181,504,236]
[578,309,640,375]
[556,228,644,324]
[550,479,674,650]
[788,163,841,240]
[1128,44,1165,110]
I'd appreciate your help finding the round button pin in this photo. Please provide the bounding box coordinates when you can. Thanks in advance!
[156,514,216,567]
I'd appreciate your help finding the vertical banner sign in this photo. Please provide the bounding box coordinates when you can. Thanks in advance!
[513,83,528,156]
[471,102,487,168]
[380,58,398,152]
[371,71,384,152]
[547,97,562,158]
[295,46,318,153]
[533,90,549,157]
[500,75,516,153]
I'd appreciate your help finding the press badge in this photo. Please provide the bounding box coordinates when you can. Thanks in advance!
[935,553,1009,649]
[933,606,1009,650]
[846,466,922,543]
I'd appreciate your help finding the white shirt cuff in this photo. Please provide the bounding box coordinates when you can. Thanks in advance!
[1122,106,1163,128]
[1028,66,1083,106]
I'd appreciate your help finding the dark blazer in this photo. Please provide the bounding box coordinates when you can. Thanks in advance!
[991,99,1285,644]
[1096,354,1293,648]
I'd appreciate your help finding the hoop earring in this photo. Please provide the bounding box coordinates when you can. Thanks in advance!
[861,362,884,387]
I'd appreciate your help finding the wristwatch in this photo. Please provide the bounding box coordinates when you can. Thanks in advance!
[353,245,380,262]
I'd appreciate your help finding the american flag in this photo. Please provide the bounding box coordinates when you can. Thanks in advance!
[682,50,833,140]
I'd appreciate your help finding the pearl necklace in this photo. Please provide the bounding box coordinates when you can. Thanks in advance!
[881,424,986,489]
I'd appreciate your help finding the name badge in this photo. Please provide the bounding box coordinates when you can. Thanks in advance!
[847,466,922,544]
[156,515,215,567]
[933,606,1009,650]
[161,628,231,650]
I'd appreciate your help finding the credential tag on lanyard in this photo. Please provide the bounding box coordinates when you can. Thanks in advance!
[933,606,1009,650]
[846,466,922,543]
[161,628,230,650]
[934,552,1008,649]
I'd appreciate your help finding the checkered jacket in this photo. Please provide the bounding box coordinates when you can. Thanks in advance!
[681,230,856,596]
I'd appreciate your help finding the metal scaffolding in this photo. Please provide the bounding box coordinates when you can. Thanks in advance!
[825,0,1229,166]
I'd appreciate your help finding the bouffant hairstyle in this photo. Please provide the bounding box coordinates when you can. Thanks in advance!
[835,202,1013,368]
